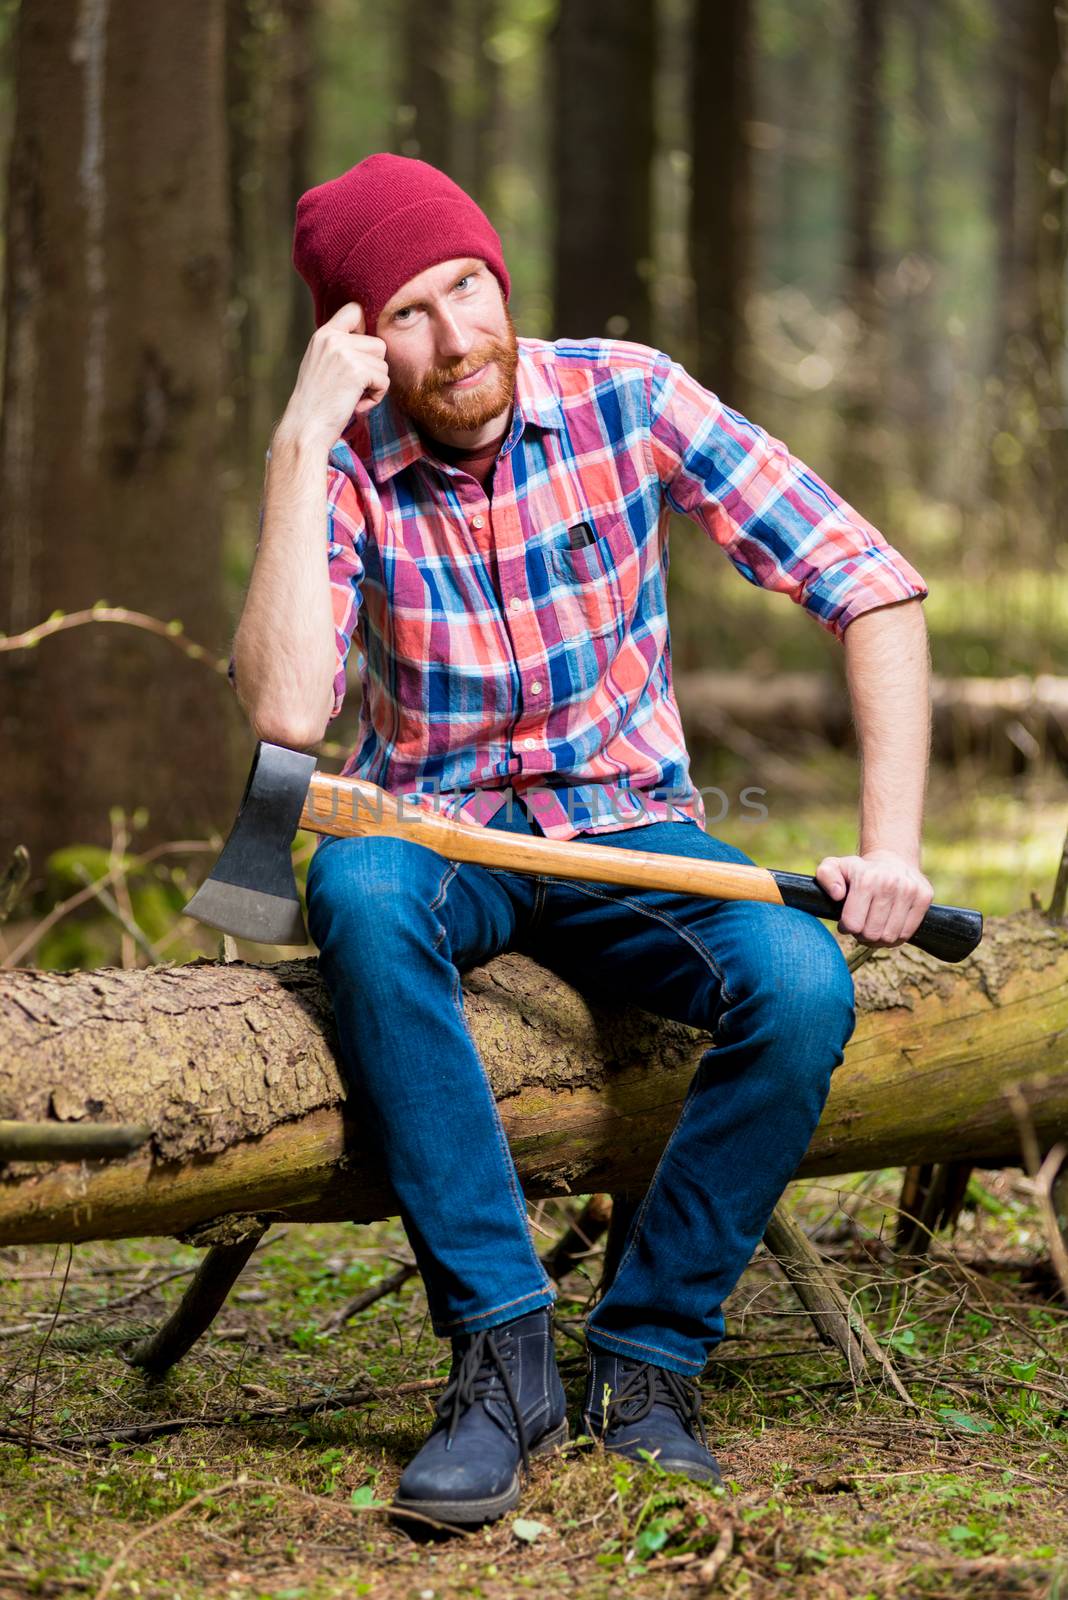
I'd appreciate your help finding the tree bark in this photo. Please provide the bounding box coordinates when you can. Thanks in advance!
[394,0,456,169]
[1,912,1066,1246]
[225,0,314,516]
[549,0,655,343]
[689,0,752,404]
[984,0,1068,556]
[0,0,245,871]
[835,0,888,523]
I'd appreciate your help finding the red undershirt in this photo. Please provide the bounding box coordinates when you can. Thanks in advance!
[417,417,511,498]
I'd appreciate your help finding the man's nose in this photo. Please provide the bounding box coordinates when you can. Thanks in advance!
[435,310,475,364]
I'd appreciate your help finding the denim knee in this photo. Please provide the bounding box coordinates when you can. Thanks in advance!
[305,834,451,958]
[719,908,856,1073]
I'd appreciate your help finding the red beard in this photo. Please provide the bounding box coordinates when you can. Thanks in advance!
[388,307,520,438]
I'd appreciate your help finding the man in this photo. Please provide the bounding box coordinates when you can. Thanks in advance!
[229,154,933,1527]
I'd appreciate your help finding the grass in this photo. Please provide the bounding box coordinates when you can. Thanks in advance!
[1,1173,1066,1599]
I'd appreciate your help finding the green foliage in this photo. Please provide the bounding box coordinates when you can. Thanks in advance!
[32,841,196,970]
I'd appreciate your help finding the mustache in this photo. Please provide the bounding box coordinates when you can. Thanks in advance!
[427,346,507,391]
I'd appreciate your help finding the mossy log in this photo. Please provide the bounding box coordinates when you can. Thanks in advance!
[1,912,1066,1247]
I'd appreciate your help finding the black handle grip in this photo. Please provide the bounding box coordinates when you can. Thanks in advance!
[770,872,983,964]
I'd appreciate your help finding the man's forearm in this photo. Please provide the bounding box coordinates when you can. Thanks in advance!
[232,428,338,748]
[842,599,931,865]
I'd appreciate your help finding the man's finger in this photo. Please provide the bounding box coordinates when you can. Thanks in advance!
[326,300,366,334]
[860,894,895,944]
[884,890,927,947]
[816,858,848,900]
[839,882,874,939]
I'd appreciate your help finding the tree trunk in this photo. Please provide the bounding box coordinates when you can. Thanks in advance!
[898,0,943,495]
[689,0,752,404]
[225,0,315,517]
[0,0,245,873]
[394,0,456,169]
[0,912,1065,1246]
[989,0,1022,377]
[549,0,655,343]
[985,0,1068,557]
[450,0,503,209]
[834,0,888,523]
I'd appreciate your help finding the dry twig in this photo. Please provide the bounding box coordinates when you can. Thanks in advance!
[1005,1086,1068,1300]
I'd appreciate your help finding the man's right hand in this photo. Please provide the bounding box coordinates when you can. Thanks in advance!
[276,302,390,451]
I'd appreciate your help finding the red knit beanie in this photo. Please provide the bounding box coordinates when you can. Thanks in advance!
[292,153,511,331]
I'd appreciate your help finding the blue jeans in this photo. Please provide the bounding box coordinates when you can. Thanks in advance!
[305,798,856,1375]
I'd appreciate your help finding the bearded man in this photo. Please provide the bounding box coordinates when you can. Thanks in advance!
[229,153,932,1528]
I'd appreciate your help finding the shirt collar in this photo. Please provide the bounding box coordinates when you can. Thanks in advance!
[359,337,564,484]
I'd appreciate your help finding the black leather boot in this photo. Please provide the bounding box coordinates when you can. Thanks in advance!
[392,1305,568,1528]
[582,1345,723,1485]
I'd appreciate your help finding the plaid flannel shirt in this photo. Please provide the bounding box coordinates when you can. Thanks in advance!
[231,336,927,841]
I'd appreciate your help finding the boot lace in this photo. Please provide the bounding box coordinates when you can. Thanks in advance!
[435,1327,531,1473]
[601,1361,709,1450]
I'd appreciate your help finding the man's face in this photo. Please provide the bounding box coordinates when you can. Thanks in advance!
[376,256,518,437]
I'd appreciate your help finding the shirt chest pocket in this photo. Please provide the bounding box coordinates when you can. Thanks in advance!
[546,517,642,642]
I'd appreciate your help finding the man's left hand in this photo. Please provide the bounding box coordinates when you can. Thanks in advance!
[814,849,934,948]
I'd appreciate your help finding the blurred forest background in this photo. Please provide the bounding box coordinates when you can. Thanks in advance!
[0,0,1066,968]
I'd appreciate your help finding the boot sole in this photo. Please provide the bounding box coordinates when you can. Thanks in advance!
[390,1419,569,1529]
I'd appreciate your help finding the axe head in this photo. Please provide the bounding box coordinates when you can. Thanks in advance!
[185,742,317,946]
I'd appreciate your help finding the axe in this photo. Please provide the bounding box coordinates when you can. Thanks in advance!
[184,742,983,962]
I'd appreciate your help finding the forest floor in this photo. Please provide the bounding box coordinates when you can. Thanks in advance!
[0,757,1065,1596]
[0,1171,1065,1600]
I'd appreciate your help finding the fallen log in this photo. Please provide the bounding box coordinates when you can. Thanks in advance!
[674,670,1068,768]
[1,910,1066,1248]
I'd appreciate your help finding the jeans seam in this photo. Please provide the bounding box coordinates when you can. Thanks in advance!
[557,879,739,1011]
[429,862,459,951]
[480,869,547,940]
[587,1327,704,1372]
[439,1285,554,1333]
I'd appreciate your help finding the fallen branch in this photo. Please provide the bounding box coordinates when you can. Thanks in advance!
[319,1261,419,1332]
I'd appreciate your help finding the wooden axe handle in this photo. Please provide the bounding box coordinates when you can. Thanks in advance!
[299,772,983,962]
[301,772,781,902]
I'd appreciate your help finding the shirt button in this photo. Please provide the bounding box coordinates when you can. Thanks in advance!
[522,737,536,751]
[509,596,523,611]
[471,515,485,529]
[530,680,542,694]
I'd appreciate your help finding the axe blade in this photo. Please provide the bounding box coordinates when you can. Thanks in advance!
[185,742,318,946]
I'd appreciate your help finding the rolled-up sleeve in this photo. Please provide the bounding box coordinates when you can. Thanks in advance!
[647,351,928,640]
